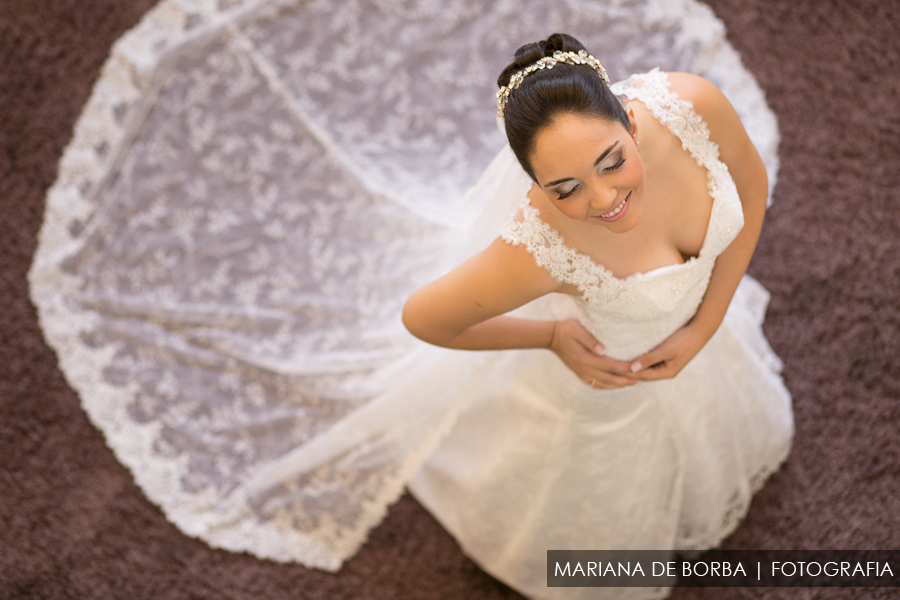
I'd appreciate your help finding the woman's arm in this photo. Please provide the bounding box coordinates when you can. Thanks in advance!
[628,72,770,378]
[402,236,561,350]
[402,236,641,388]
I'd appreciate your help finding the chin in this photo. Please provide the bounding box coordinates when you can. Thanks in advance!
[609,217,640,233]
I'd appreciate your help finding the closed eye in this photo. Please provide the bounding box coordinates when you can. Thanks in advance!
[602,157,625,172]
[556,157,626,199]
[557,185,579,200]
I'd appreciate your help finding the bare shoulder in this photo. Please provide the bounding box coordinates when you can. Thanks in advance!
[457,182,566,304]
[401,232,562,344]
[479,235,562,299]
[663,72,768,205]
[663,72,746,146]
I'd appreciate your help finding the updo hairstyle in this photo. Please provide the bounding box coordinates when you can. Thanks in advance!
[497,33,631,182]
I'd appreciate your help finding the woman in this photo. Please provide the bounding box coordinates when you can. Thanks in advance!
[401,33,794,599]
[28,2,793,593]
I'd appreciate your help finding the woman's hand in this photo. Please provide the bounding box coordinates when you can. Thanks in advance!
[549,319,641,389]
[627,322,712,381]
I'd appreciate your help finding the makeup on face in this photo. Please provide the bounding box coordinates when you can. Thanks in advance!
[546,141,627,201]
[530,112,644,229]
[592,190,631,222]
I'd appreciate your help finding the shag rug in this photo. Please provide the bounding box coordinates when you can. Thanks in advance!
[1,0,898,598]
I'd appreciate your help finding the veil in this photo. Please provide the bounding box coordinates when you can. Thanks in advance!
[28,0,780,570]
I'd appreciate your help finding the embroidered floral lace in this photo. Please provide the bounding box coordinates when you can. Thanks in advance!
[29,0,787,588]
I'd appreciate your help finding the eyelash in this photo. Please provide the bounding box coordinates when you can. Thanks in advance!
[556,157,626,200]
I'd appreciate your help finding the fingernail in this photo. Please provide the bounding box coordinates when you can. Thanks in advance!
[594,344,605,355]
[630,361,642,373]
[635,381,643,386]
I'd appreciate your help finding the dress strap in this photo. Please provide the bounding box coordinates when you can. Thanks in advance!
[610,68,722,174]
[610,68,744,260]
[499,203,627,305]
[500,70,746,305]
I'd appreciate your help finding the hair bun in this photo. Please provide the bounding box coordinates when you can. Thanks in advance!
[497,33,588,88]
[492,33,629,182]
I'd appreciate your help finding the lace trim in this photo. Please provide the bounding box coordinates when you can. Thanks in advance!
[613,68,720,166]
[677,429,794,552]
[27,0,783,576]
[27,0,390,571]
[619,68,748,250]
[499,69,736,306]
[499,204,697,305]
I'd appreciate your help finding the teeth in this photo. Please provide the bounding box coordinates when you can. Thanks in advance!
[601,196,627,218]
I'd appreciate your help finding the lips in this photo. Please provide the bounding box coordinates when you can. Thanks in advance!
[594,191,631,223]
[600,196,627,217]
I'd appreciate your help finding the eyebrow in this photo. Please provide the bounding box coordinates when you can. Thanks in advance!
[543,141,621,187]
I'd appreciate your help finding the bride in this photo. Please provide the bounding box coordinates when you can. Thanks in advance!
[401,33,794,599]
[28,3,794,597]
[404,32,764,386]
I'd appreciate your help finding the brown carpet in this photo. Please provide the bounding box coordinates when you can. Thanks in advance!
[1,0,898,598]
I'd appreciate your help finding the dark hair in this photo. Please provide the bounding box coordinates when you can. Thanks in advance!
[497,33,631,182]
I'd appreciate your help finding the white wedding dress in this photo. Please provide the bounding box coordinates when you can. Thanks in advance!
[406,69,794,599]
[28,1,793,599]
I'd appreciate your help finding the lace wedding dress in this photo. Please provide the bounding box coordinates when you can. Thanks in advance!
[28,0,793,598]
[407,69,794,599]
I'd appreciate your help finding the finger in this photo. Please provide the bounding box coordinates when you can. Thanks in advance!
[584,377,623,390]
[628,348,671,374]
[582,372,635,389]
[589,356,644,378]
[630,360,675,381]
[592,378,641,389]
[590,370,644,388]
[571,323,605,356]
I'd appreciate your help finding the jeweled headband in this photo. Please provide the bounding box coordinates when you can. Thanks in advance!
[496,49,611,119]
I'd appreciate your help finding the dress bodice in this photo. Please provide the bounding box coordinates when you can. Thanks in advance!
[500,69,746,361]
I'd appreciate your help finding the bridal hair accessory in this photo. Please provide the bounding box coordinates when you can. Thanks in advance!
[497,49,610,118]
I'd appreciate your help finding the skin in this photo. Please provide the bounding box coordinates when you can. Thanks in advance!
[402,71,769,389]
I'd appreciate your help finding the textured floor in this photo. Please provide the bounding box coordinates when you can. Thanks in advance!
[1,1,899,599]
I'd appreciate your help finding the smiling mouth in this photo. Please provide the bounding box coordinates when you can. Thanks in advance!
[596,192,630,220]
[600,197,627,218]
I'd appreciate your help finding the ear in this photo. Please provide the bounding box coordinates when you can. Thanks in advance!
[617,94,639,139]
[626,106,639,140]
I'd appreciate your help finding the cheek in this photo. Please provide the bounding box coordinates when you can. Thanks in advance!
[554,199,588,221]
[627,158,646,187]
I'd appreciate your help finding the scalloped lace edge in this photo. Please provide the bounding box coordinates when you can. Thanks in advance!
[677,431,794,553]
[26,0,784,571]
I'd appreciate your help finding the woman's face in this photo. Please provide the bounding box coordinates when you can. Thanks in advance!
[529,111,644,233]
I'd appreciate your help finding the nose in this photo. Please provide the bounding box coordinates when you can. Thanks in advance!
[588,182,619,213]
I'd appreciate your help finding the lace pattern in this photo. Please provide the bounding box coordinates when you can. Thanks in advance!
[614,68,745,259]
[499,203,688,306]
[501,69,744,302]
[28,0,786,579]
[499,69,748,363]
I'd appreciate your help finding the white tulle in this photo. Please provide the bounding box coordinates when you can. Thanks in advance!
[28,0,792,598]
